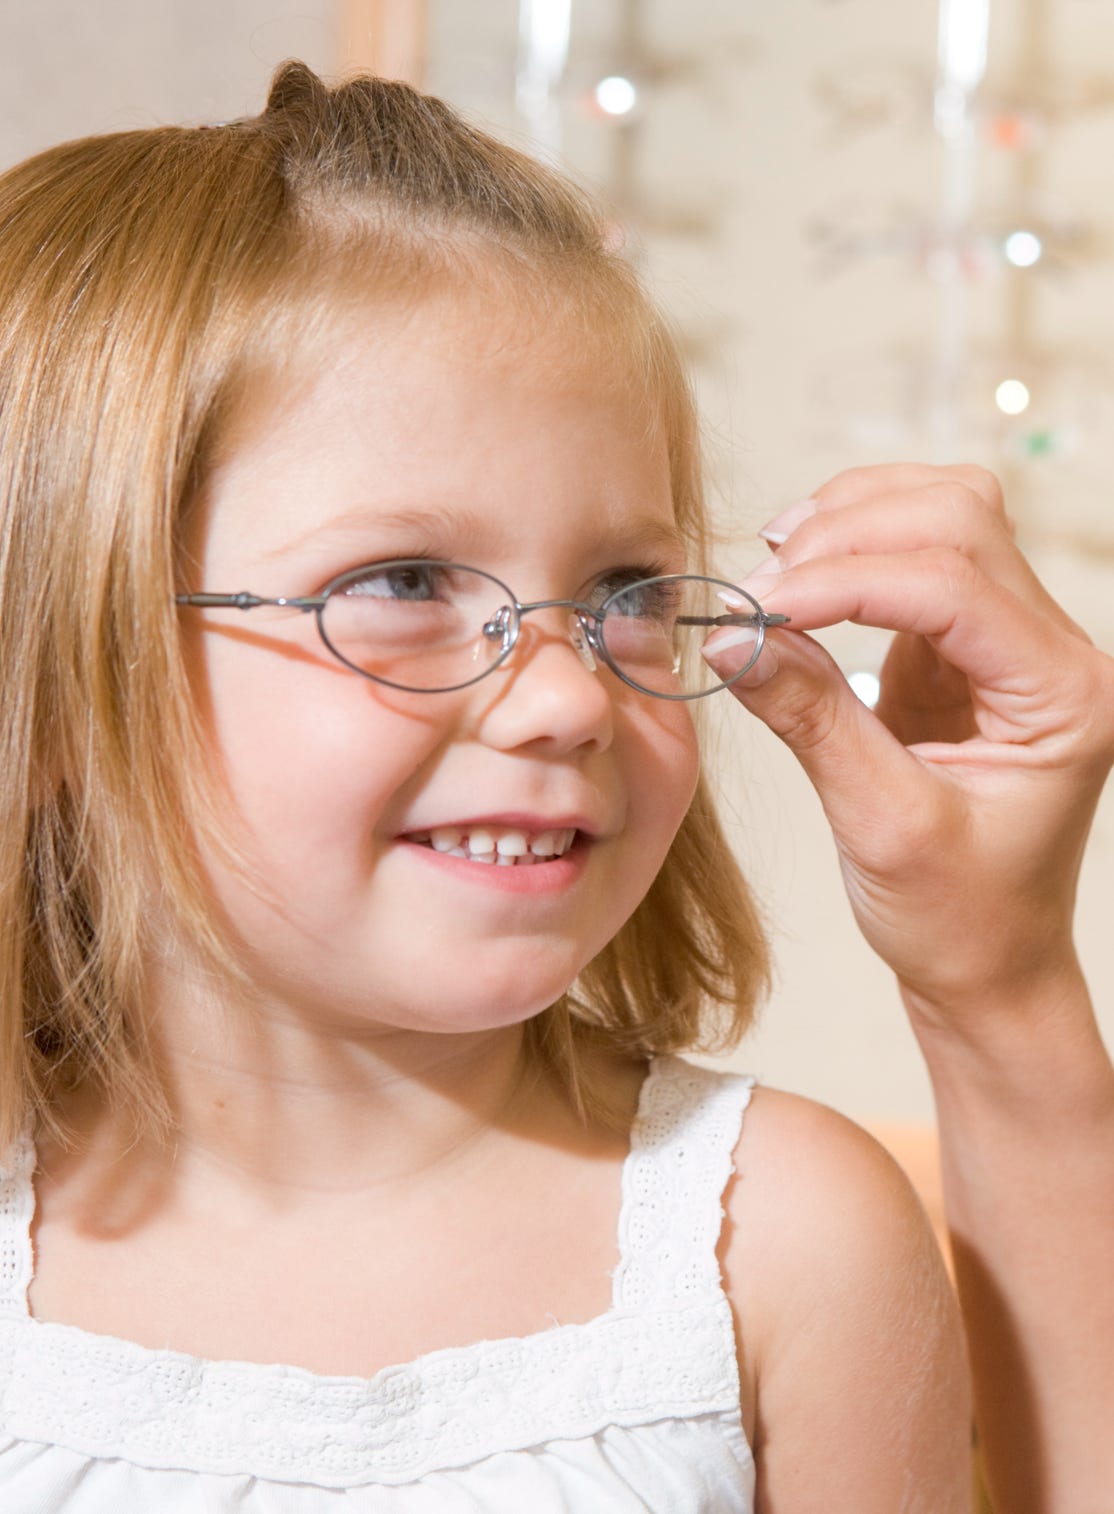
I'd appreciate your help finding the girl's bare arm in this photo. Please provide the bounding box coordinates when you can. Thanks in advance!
[726,1088,971,1513]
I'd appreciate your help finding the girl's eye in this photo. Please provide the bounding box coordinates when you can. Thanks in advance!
[334,562,449,602]
[588,567,670,611]
[592,570,678,622]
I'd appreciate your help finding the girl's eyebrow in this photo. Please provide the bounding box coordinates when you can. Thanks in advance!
[262,505,453,561]
[264,504,687,562]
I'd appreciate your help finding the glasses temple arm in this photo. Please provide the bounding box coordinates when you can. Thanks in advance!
[175,593,324,612]
[675,611,792,627]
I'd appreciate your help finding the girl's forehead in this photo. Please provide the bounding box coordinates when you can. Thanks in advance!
[192,285,677,565]
[215,279,663,469]
[267,276,649,406]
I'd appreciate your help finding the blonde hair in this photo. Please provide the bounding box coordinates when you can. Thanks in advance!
[0,62,769,1148]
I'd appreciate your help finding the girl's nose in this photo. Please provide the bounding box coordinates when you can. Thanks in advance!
[473,616,614,755]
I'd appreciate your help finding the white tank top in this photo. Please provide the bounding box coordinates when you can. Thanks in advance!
[0,1055,756,1511]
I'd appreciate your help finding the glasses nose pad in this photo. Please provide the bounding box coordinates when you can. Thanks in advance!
[478,604,515,668]
[567,613,598,673]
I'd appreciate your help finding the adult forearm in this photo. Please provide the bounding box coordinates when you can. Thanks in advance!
[708,465,1114,1508]
[906,966,1114,1514]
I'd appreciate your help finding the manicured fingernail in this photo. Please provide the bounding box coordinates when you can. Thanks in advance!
[702,625,759,657]
[738,556,781,596]
[758,497,817,545]
[702,626,779,685]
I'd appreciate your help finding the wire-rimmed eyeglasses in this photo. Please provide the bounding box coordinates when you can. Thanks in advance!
[175,559,790,701]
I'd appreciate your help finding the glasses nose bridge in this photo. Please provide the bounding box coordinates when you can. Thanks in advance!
[512,597,603,672]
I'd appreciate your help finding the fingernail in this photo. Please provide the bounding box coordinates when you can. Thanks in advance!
[702,625,759,657]
[702,626,779,686]
[738,556,781,596]
[758,497,817,545]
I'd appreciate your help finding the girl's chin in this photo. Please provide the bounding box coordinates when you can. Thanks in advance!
[327,957,591,1036]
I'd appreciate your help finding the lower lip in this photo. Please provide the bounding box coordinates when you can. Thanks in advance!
[397,836,590,894]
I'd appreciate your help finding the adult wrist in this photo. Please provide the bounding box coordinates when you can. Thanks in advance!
[900,958,1114,1127]
[897,947,1086,1044]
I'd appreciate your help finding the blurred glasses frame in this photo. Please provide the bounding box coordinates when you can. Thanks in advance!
[175,559,790,702]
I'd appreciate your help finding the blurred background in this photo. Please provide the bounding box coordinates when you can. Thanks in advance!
[3,0,1111,1148]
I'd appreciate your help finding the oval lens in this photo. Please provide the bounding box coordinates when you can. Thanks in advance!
[319,561,514,691]
[600,575,765,698]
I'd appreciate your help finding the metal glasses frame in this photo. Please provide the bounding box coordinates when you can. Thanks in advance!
[176,559,790,701]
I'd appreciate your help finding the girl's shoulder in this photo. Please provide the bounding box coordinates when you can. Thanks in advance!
[722,1086,972,1510]
[727,1083,933,1261]
[723,1085,944,1310]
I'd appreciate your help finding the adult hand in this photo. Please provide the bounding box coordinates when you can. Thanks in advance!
[702,462,1114,1031]
[703,462,1114,1514]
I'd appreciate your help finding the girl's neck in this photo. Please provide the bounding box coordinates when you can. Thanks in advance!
[46,1009,559,1219]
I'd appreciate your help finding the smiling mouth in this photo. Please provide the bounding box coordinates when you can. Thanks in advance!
[406,826,578,866]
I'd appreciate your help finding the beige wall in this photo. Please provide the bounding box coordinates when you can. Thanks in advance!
[3,0,1110,1122]
[0,4,335,159]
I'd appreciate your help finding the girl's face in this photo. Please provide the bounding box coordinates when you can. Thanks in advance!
[180,282,700,1036]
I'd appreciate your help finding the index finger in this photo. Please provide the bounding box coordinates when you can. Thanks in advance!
[807,462,1008,522]
[746,548,1109,755]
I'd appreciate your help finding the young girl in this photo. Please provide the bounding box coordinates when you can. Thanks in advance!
[0,63,1109,1514]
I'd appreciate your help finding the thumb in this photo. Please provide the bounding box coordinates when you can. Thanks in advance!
[702,626,921,835]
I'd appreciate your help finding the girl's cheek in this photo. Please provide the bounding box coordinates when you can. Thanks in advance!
[644,700,701,786]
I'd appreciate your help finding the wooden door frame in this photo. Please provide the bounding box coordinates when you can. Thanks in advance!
[337,0,427,85]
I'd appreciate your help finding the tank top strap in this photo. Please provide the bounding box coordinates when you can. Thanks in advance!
[0,1128,35,1321]
[611,1055,755,1312]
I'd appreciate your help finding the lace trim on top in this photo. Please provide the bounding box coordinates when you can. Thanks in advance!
[0,1057,755,1487]
[0,1132,34,1324]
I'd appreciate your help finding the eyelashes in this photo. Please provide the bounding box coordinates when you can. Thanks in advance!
[593,560,678,586]
[315,555,686,599]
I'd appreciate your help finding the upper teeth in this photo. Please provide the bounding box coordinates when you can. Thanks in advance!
[422,826,577,864]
